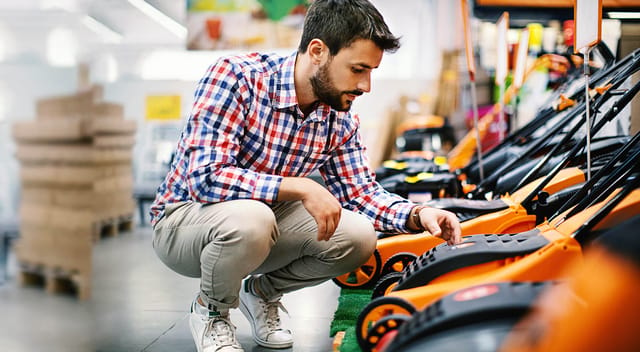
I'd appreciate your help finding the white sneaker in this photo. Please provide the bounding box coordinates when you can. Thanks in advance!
[239,284,293,349]
[189,298,244,352]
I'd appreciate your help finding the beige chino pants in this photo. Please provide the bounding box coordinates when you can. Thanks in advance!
[152,199,376,312]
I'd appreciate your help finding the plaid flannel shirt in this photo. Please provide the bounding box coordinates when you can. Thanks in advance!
[150,51,415,232]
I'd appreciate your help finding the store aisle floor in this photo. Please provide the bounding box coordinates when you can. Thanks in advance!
[0,226,340,352]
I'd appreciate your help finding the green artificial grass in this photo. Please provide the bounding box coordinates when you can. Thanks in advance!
[330,288,373,352]
[339,326,361,352]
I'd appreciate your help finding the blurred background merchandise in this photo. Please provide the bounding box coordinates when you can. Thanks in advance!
[0,1,639,351]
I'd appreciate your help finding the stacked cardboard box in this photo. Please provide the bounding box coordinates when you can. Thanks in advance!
[12,85,136,299]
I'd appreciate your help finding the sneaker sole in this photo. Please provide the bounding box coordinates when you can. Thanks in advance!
[239,298,293,349]
[189,316,204,352]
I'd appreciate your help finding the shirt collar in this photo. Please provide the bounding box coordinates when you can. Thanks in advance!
[273,51,299,110]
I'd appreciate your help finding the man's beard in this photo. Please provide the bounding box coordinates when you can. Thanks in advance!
[310,62,362,112]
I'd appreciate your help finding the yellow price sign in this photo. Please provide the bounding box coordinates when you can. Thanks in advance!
[145,95,182,121]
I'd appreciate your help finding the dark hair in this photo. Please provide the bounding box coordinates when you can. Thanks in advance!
[298,0,401,55]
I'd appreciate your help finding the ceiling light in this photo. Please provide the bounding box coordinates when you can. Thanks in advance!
[127,0,187,39]
[607,12,640,19]
[46,27,78,67]
[82,15,123,44]
[40,0,78,12]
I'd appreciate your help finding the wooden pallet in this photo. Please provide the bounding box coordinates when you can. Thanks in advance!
[93,213,134,241]
[17,261,91,300]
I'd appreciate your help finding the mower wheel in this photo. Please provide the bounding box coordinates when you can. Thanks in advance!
[381,252,417,276]
[356,296,416,351]
[372,271,403,299]
[332,249,382,289]
[362,313,412,352]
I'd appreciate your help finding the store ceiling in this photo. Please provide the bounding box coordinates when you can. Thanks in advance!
[0,0,187,47]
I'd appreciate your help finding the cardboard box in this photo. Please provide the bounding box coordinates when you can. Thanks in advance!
[16,224,92,275]
[20,165,134,187]
[91,102,124,119]
[93,134,136,148]
[15,144,134,165]
[12,118,87,142]
[22,186,134,209]
[90,118,137,135]
[19,202,94,233]
[35,90,94,120]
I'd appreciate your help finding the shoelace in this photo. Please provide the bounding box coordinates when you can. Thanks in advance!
[262,300,289,331]
[203,316,238,349]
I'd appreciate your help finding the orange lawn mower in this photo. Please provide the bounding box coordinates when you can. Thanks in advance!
[358,131,635,296]
[381,215,640,352]
[336,167,580,289]
[375,281,563,352]
[354,139,640,352]
[333,134,627,290]
[363,82,640,300]
[358,185,640,352]
[499,215,640,352]
[332,72,640,290]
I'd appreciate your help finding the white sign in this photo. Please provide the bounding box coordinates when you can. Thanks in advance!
[574,0,602,52]
[461,0,476,81]
[513,29,530,89]
[495,12,509,85]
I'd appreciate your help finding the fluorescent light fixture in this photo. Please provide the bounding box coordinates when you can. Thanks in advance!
[82,15,123,44]
[607,12,640,19]
[47,27,78,67]
[140,50,212,80]
[127,0,187,39]
[41,0,78,11]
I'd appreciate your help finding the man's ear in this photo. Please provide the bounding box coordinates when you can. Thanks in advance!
[308,38,327,65]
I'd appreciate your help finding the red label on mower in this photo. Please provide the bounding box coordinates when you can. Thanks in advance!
[453,284,500,302]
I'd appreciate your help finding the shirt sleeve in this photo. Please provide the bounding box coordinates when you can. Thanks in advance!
[320,117,416,233]
[183,59,282,204]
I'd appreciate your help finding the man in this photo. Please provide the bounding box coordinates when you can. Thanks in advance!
[150,0,461,351]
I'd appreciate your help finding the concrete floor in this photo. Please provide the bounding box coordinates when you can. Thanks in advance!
[0,226,340,352]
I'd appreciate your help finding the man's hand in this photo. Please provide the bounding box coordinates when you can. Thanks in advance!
[418,207,462,245]
[279,177,342,241]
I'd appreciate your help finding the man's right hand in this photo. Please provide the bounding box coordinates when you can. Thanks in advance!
[418,207,462,245]
[278,177,342,241]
